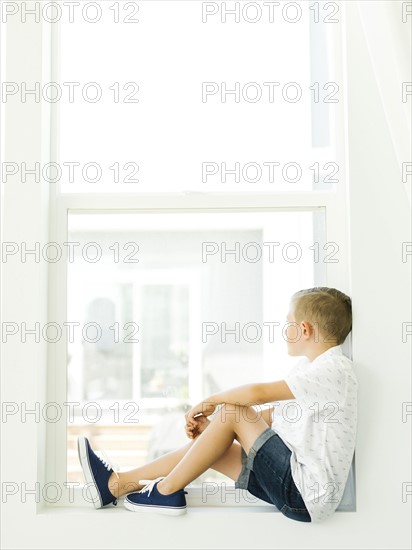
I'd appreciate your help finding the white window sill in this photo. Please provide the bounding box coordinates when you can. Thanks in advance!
[39,504,278,515]
[49,485,354,511]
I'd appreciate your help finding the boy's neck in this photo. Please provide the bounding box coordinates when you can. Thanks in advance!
[305,343,339,362]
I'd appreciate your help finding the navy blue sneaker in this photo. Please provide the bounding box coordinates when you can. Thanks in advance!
[124,477,188,515]
[77,435,119,509]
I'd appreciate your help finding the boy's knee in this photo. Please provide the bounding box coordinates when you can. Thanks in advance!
[216,403,240,423]
[219,403,255,424]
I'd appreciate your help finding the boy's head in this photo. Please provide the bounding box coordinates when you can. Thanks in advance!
[286,287,352,358]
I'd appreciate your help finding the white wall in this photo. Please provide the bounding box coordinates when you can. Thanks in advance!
[344,1,411,546]
[1,2,411,549]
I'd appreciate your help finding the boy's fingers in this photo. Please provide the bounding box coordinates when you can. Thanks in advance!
[186,421,197,428]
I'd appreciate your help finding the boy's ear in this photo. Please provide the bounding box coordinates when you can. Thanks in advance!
[300,320,313,338]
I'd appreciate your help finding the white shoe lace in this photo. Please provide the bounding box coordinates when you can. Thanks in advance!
[137,476,166,497]
[98,450,120,479]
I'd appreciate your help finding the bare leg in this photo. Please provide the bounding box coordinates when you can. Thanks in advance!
[108,404,272,498]
[157,404,269,495]
[108,438,243,498]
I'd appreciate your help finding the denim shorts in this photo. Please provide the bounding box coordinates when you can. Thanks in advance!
[235,427,311,522]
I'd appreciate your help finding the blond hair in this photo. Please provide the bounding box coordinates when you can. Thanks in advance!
[291,287,352,345]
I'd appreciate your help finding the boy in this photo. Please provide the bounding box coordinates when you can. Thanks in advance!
[78,286,357,522]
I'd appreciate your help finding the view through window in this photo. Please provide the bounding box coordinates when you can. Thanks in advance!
[66,210,326,486]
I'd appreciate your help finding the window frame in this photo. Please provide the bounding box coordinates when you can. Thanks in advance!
[48,201,352,509]
[46,7,353,510]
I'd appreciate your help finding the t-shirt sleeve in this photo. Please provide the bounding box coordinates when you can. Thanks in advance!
[284,359,347,411]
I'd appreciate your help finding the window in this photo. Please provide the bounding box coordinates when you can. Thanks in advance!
[57,1,340,193]
[45,1,354,509]
[66,210,326,488]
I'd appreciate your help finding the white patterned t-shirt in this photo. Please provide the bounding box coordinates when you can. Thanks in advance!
[271,345,358,522]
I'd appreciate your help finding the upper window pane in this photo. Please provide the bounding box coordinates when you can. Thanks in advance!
[58,1,341,193]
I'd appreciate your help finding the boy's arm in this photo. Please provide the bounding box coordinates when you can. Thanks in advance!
[185,381,294,422]
[211,381,295,406]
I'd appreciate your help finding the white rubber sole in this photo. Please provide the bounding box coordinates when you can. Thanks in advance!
[77,436,103,509]
[123,499,187,516]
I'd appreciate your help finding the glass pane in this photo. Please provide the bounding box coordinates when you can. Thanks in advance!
[140,285,189,399]
[58,2,340,193]
[66,210,327,485]
[68,281,134,402]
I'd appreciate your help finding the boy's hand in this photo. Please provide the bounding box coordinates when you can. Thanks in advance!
[185,400,217,424]
[185,400,217,439]
[185,415,210,439]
